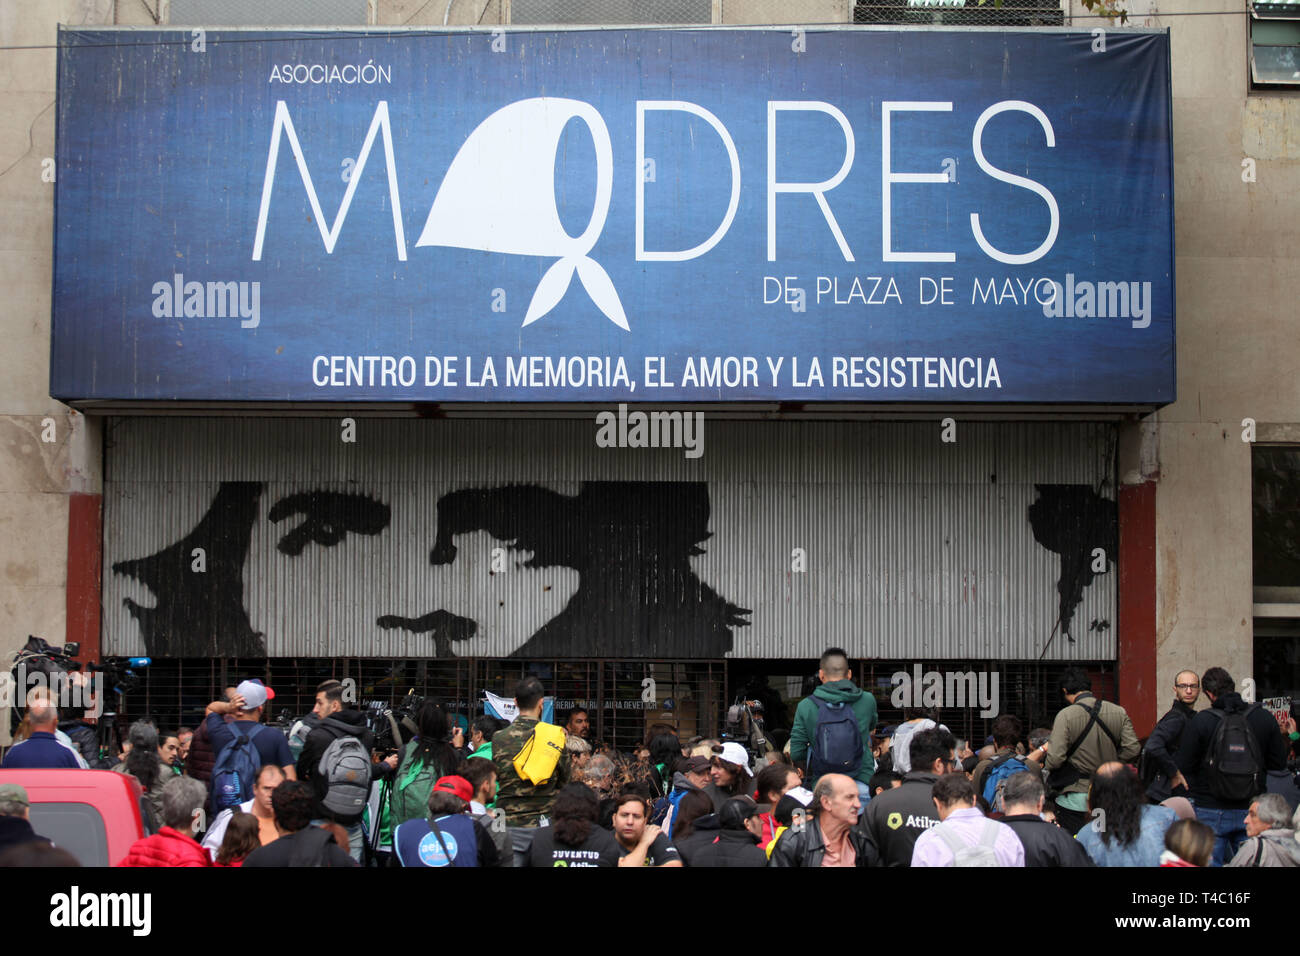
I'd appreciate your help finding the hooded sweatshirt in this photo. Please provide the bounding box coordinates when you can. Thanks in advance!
[789,679,878,786]
[663,771,704,837]
[298,709,392,825]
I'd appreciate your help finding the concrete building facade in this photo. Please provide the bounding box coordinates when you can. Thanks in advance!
[1,0,1296,745]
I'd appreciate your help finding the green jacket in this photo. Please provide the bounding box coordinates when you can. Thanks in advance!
[468,742,492,761]
[492,716,572,827]
[789,680,878,787]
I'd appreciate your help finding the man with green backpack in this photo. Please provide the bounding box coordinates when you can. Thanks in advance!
[385,699,465,832]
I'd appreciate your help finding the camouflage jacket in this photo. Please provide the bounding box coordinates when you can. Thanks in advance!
[492,716,572,827]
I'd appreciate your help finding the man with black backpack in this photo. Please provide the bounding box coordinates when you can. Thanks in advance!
[1174,666,1288,866]
[297,679,399,863]
[789,648,878,803]
[205,680,296,816]
[1034,666,1139,836]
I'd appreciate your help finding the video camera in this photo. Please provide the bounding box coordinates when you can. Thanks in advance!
[8,636,150,763]
[363,691,425,754]
[722,696,772,761]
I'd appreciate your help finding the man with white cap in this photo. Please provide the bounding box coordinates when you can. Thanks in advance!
[704,741,754,810]
[204,679,296,810]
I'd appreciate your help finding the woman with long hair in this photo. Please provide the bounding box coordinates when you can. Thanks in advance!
[214,811,260,867]
[1076,762,1177,866]
[526,783,621,867]
[668,789,715,842]
[704,742,754,809]
[388,699,462,827]
[114,720,166,830]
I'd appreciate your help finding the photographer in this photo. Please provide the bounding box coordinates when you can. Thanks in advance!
[297,679,398,863]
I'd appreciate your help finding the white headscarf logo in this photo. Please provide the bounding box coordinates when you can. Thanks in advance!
[416,97,628,331]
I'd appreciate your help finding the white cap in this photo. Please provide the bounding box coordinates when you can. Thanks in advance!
[235,679,273,710]
[714,741,754,776]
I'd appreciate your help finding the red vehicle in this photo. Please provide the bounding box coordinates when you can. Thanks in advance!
[0,769,149,866]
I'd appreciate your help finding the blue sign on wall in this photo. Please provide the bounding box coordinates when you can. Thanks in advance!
[52,27,1174,404]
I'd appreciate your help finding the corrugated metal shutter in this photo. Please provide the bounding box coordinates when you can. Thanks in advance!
[103,416,1117,660]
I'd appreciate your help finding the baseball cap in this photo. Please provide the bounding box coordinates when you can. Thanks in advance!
[236,678,275,710]
[0,784,30,809]
[432,775,474,803]
[711,741,754,776]
[681,755,711,774]
[773,788,813,827]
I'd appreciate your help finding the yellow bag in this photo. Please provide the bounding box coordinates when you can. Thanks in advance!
[512,722,567,785]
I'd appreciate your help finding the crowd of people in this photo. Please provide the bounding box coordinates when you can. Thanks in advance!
[2,649,1298,868]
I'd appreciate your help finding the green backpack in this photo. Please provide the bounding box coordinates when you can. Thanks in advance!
[387,740,439,828]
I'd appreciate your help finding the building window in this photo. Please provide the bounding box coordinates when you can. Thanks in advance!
[1253,445,1300,607]
[1252,446,1300,708]
[1251,1,1300,89]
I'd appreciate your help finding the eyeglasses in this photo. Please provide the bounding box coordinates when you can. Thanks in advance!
[1175,683,1199,690]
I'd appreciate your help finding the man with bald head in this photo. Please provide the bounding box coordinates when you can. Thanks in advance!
[768,773,871,867]
[1140,668,1200,803]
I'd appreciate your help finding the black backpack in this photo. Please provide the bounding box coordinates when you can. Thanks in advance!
[1203,705,1264,802]
[806,697,863,779]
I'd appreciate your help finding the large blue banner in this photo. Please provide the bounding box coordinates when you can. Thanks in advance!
[52,27,1174,404]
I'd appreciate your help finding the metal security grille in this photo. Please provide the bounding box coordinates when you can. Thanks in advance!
[510,0,711,23]
[113,654,1101,754]
[732,657,1117,751]
[156,0,1073,27]
[165,0,372,25]
[854,0,1067,24]
[115,657,723,753]
[860,657,1116,744]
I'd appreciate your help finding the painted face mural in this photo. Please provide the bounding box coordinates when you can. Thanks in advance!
[111,480,751,659]
[105,421,1118,664]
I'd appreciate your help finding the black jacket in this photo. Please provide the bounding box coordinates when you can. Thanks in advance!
[1141,699,1196,802]
[0,816,52,855]
[1000,814,1095,867]
[856,771,941,867]
[767,816,872,867]
[297,709,392,824]
[242,826,357,867]
[59,720,111,769]
[674,815,766,867]
[1174,693,1289,809]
